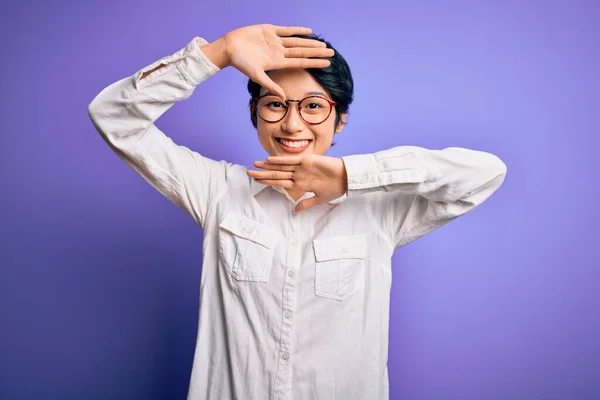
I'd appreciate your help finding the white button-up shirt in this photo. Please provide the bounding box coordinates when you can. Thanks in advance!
[88,37,507,400]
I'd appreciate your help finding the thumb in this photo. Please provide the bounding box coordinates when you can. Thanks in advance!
[255,70,286,100]
[295,196,324,213]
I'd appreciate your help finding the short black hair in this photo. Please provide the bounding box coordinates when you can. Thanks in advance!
[247,33,354,133]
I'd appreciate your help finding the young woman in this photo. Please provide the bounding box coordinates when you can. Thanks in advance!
[88,24,506,400]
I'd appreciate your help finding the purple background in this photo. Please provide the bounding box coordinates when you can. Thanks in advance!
[1,0,599,399]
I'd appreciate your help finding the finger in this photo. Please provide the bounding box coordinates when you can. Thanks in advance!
[295,197,323,213]
[274,26,312,36]
[254,70,287,100]
[253,161,296,172]
[274,58,332,70]
[247,170,294,180]
[284,47,335,59]
[281,37,326,48]
[265,155,303,165]
[256,179,295,189]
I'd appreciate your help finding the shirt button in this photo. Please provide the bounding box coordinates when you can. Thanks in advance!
[284,311,292,319]
[287,270,295,278]
[290,240,298,247]
[282,352,290,361]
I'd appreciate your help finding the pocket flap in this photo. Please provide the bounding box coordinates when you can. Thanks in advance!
[313,235,367,261]
[219,212,279,249]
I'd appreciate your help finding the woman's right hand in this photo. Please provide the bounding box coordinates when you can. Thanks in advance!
[203,24,334,100]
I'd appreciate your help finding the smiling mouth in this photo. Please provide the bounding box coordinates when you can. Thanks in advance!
[275,138,313,149]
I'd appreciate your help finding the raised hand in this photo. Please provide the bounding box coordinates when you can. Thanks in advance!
[213,24,334,100]
[247,154,348,213]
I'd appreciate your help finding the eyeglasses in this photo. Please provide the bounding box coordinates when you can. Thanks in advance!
[251,94,336,125]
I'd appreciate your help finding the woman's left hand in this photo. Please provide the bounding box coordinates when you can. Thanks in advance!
[247,154,348,212]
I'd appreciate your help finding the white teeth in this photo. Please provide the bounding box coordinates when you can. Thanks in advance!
[279,139,310,148]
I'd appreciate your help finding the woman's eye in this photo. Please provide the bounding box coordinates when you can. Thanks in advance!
[267,102,284,108]
[307,103,321,109]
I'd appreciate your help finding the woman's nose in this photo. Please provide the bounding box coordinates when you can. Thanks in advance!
[281,106,304,132]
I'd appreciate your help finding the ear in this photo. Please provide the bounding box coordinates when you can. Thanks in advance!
[335,113,347,134]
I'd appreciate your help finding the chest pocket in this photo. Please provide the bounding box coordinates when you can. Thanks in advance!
[218,212,279,282]
[312,235,367,301]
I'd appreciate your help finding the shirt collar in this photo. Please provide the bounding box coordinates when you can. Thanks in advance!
[250,177,347,205]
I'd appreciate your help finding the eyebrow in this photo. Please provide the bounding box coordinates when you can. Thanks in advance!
[263,91,329,98]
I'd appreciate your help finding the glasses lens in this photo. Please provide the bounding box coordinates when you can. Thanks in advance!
[300,96,332,124]
[256,96,332,124]
[257,96,287,122]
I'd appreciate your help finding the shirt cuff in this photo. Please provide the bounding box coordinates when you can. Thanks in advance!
[177,37,221,86]
[341,147,437,197]
[132,36,221,90]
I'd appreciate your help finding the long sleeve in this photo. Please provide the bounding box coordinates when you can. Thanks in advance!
[341,146,507,249]
[87,37,228,228]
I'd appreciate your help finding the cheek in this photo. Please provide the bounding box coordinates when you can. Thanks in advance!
[312,128,335,148]
[315,122,336,140]
[256,122,269,138]
[256,123,278,144]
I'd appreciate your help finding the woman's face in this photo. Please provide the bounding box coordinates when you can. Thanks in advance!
[255,69,344,157]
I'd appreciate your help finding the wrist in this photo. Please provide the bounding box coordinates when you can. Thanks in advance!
[199,37,230,69]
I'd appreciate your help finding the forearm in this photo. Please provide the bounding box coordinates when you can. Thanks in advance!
[88,37,220,143]
[342,146,506,203]
[140,37,228,80]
